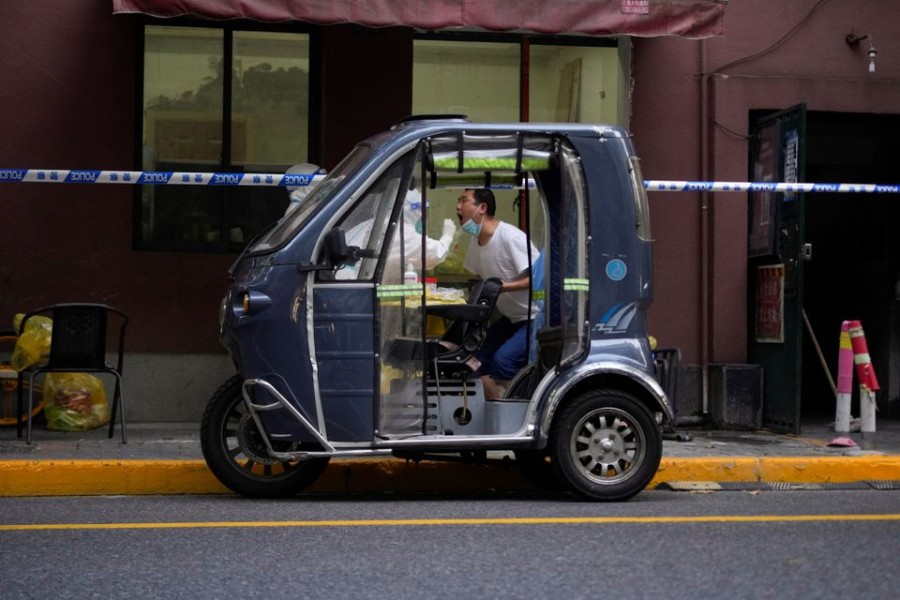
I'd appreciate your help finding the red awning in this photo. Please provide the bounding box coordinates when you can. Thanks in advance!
[112,0,727,39]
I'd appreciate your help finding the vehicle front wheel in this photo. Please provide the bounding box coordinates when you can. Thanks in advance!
[200,375,330,498]
[549,390,661,501]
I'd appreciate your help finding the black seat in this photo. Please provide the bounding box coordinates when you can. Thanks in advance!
[426,277,503,376]
[383,278,502,375]
[16,303,129,444]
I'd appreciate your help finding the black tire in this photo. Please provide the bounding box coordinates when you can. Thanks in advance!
[200,375,330,498]
[549,390,662,501]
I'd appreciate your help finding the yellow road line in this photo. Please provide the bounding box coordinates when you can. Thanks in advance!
[2,513,899,532]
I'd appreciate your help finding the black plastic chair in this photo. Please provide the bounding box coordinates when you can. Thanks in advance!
[16,303,129,444]
[652,346,692,442]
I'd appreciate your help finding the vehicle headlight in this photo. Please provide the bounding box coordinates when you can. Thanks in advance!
[238,290,273,315]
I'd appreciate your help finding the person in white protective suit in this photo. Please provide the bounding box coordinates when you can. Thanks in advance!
[398,188,457,270]
[284,162,327,215]
[338,188,456,280]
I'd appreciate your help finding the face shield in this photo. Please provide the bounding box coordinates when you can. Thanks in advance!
[285,163,326,214]
[404,189,427,231]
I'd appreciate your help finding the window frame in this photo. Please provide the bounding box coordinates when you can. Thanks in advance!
[412,30,618,124]
[133,17,320,253]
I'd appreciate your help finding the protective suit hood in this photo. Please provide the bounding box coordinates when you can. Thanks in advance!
[404,189,425,226]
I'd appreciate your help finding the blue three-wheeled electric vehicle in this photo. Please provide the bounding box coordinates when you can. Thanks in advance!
[201,116,672,501]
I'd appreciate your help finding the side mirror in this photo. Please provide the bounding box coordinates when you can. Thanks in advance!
[312,227,375,275]
[323,227,353,265]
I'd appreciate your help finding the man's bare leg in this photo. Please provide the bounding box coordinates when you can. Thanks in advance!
[481,375,500,400]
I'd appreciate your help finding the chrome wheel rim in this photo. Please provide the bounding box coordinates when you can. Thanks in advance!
[569,407,645,485]
[222,395,301,478]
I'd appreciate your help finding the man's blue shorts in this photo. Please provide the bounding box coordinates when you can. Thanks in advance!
[474,316,528,382]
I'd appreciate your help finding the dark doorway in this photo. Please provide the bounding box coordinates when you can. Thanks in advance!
[747,105,806,433]
[802,112,900,420]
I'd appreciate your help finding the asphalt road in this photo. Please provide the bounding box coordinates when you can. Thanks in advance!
[1,490,898,599]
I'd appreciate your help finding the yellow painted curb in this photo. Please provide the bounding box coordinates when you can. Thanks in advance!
[0,458,533,497]
[0,460,228,496]
[757,456,900,483]
[649,456,900,486]
[2,456,900,497]
[649,458,760,486]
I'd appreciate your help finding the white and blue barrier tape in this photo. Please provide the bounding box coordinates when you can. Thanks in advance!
[643,180,900,194]
[1,169,899,193]
[0,168,324,187]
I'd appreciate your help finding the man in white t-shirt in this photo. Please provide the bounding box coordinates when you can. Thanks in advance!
[457,188,538,399]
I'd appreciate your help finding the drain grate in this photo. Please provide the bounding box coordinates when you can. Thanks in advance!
[656,480,900,491]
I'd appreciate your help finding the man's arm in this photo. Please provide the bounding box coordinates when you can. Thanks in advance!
[501,268,531,292]
[501,226,537,292]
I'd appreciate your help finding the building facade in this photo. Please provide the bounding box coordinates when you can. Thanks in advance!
[2,1,897,429]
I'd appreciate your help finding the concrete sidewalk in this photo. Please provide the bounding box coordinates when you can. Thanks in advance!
[2,418,900,496]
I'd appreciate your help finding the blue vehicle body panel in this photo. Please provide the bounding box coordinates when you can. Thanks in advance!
[312,286,376,442]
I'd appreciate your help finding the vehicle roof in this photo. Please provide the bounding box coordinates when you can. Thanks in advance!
[368,116,629,148]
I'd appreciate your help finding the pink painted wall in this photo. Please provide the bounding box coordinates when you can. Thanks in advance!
[0,4,413,354]
[630,36,706,363]
[4,0,898,366]
[0,1,233,352]
[632,0,900,365]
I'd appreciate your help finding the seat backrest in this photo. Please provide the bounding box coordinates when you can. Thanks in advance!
[47,305,110,369]
[440,277,503,353]
[439,281,482,347]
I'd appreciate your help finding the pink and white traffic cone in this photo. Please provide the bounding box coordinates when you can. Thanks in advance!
[848,320,879,449]
[829,321,857,447]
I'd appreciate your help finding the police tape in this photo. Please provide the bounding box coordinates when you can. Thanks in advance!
[0,168,324,187]
[1,168,900,193]
[644,180,900,193]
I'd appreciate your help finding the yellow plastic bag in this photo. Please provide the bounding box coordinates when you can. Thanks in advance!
[11,313,53,371]
[43,372,110,431]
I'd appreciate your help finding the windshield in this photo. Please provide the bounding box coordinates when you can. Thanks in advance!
[249,144,373,252]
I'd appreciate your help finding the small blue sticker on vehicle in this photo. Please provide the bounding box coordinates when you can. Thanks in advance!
[605,259,627,281]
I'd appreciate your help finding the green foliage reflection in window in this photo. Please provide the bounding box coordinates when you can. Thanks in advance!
[140,26,310,251]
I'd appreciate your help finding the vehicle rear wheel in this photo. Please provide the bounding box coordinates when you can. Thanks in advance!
[549,390,661,501]
[200,375,330,498]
